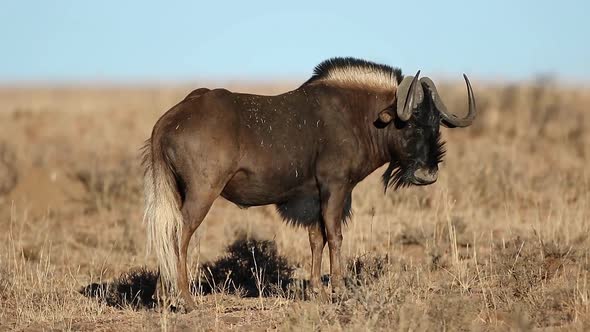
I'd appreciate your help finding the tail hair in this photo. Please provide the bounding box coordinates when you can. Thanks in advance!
[142,139,183,293]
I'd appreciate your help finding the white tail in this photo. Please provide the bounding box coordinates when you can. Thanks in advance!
[142,140,183,292]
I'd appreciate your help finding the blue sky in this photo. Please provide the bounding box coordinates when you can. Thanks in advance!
[1,0,588,82]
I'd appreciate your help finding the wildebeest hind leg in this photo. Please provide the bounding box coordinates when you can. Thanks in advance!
[177,189,218,311]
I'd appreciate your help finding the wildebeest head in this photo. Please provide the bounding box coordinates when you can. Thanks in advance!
[377,71,477,190]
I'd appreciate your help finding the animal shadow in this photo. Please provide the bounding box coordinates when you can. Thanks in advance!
[79,268,158,310]
[79,237,389,309]
[79,236,295,309]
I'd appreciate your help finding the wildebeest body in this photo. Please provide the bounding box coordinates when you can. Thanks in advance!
[143,57,476,311]
[158,86,379,225]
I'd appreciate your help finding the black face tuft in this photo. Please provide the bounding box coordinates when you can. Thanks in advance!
[435,134,446,164]
[381,92,446,192]
[381,160,411,191]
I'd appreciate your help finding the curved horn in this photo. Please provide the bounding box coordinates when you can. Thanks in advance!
[420,74,477,128]
[396,70,422,122]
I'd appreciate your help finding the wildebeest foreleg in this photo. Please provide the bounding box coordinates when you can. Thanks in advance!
[319,183,350,297]
[308,221,327,296]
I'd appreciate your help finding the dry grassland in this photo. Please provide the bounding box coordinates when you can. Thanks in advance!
[0,79,589,331]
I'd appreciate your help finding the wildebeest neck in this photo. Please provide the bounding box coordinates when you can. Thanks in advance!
[299,84,397,179]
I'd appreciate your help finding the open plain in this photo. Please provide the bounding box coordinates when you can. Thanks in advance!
[0,79,589,331]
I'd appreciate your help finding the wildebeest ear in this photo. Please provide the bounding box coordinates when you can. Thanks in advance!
[374,109,394,128]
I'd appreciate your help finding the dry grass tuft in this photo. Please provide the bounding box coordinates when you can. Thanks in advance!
[346,253,390,286]
[0,142,18,196]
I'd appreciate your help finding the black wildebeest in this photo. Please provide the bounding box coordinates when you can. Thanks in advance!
[142,57,476,310]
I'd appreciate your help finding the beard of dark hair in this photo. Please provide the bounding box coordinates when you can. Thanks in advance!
[381,134,445,192]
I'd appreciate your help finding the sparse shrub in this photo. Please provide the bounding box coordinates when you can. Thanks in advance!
[195,235,294,297]
[79,267,158,309]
